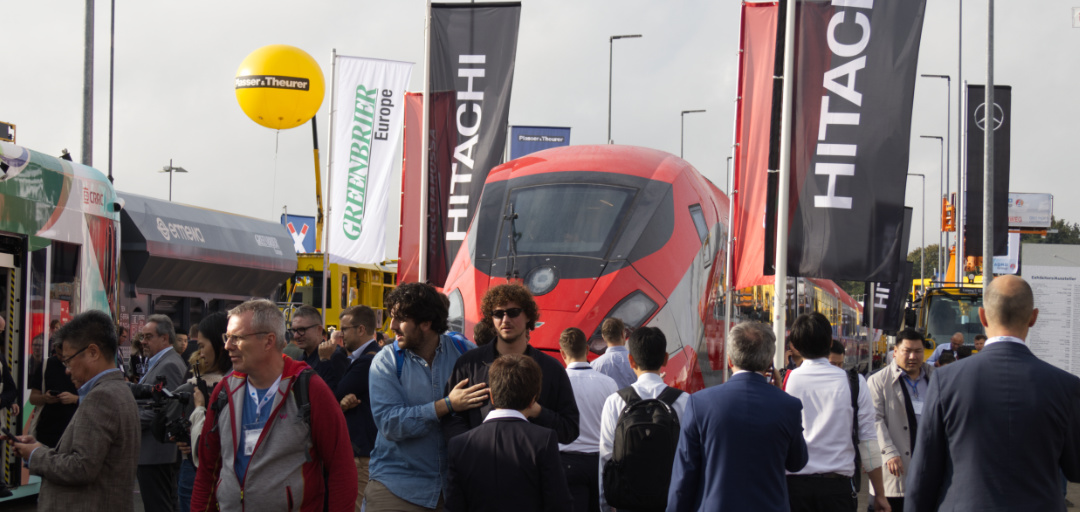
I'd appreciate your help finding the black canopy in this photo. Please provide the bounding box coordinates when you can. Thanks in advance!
[119,192,297,298]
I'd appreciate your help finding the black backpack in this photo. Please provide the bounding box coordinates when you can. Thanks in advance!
[603,386,684,510]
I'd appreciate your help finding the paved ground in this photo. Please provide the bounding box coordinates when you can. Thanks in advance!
[3,477,1079,510]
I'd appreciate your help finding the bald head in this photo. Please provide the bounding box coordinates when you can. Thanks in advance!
[982,275,1036,333]
[951,332,964,345]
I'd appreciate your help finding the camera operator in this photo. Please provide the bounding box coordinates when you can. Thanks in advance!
[170,313,231,512]
[132,314,187,512]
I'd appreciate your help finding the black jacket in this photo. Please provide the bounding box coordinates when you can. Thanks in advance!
[442,342,580,445]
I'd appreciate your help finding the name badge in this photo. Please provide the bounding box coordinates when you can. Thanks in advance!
[912,400,924,417]
[244,426,263,456]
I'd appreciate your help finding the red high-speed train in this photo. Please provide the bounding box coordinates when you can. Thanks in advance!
[442,145,730,391]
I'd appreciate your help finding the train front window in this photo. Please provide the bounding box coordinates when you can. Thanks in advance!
[925,293,984,346]
[499,184,635,258]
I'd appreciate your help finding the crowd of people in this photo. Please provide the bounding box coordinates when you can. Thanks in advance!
[1,274,1078,512]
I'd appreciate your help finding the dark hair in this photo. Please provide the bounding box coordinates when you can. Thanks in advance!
[198,312,232,374]
[937,350,956,365]
[559,327,588,360]
[628,327,667,371]
[973,334,988,341]
[57,310,118,360]
[829,339,845,356]
[480,284,539,331]
[292,305,324,326]
[955,345,973,360]
[601,317,626,343]
[896,329,925,345]
[489,354,542,410]
[473,321,496,346]
[789,312,832,359]
[386,283,448,334]
[341,305,377,333]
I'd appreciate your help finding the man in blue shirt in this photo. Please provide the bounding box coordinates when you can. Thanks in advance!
[590,317,636,389]
[367,283,488,511]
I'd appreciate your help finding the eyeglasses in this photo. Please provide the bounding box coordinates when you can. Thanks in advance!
[60,345,89,367]
[222,331,270,345]
[288,324,319,336]
[491,308,524,320]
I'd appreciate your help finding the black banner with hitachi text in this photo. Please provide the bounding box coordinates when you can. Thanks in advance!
[964,85,1010,257]
[780,0,927,282]
[863,208,913,334]
[427,2,520,286]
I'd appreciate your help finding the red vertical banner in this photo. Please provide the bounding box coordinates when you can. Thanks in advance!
[398,92,423,285]
[731,2,779,291]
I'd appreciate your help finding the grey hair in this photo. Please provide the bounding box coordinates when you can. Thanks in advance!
[229,299,287,351]
[729,321,776,372]
[146,314,176,346]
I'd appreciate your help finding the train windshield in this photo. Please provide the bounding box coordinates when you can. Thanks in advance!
[925,292,984,346]
[501,184,635,258]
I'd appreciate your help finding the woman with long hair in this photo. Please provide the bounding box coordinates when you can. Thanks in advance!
[175,312,232,512]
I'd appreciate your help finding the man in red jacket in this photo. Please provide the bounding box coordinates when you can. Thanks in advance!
[191,299,356,512]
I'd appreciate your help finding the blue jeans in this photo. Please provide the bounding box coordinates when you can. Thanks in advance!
[177,458,196,512]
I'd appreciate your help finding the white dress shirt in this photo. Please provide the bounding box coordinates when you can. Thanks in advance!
[598,372,689,510]
[484,408,528,423]
[785,358,876,477]
[560,362,619,454]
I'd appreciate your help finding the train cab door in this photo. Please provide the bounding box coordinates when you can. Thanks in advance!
[0,234,23,492]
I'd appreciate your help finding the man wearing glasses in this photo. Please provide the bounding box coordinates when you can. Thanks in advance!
[335,305,383,510]
[5,310,141,511]
[192,299,356,512]
[442,283,580,445]
[290,305,348,390]
[135,314,188,512]
[866,329,933,511]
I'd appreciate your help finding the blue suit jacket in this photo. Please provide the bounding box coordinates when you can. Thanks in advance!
[905,341,1080,511]
[668,371,808,512]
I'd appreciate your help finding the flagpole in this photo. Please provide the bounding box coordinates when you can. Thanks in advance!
[982,0,994,287]
[772,0,797,370]
[321,49,338,320]
[418,1,432,284]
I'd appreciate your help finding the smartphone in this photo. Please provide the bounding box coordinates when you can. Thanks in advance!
[0,426,16,441]
[47,390,62,396]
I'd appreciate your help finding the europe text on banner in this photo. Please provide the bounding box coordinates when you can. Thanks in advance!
[731,2,779,291]
[427,2,521,287]
[509,126,571,160]
[327,55,413,265]
[964,85,1011,257]
[783,0,928,282]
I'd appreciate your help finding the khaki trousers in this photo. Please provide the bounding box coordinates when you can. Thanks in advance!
[355,456,370,512]
[365,479,443,512]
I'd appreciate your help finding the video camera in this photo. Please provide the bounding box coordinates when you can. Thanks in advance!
[131,375,205,445]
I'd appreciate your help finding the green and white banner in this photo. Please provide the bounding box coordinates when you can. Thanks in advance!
[328,55,413,264]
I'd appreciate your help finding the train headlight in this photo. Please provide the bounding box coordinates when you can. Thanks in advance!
[525,266,558,296]
[609,291,659,328]
[448,289,465,333]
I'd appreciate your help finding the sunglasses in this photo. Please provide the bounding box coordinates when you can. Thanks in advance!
[491,308,524,320]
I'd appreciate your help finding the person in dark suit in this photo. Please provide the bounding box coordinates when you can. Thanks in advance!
[335,305,383,510]
[134,314,188,512]
[447,353,573,512]
[668,321,807,512]
[906,275,1080,511]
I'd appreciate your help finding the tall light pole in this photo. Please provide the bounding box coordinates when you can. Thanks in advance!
[908,173,926,286]
[160,159,188,202]
[921,74,951,276]
[680,109,706,158]
[608,34,641,144]
[921,135,944,280]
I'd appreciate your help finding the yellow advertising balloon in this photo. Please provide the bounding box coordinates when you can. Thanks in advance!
[235,45,325,130]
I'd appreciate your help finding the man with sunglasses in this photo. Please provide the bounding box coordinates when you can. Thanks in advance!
[5,310,141,511]
[290,305,348,390]
[443,284,580,446]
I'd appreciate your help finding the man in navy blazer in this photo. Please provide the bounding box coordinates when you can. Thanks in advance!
[335,305,383,509]
[447,353,572,512]
[668,321,808,512]
[906,275,1080,511]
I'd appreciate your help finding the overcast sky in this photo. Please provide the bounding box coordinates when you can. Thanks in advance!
[5,1,1077,262]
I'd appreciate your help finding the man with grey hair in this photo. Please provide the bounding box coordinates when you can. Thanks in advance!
[290,305,349,390]
[135,314,187,512]
[192,299,356,511]
[907,275,1080,511]
[669,322,807,511]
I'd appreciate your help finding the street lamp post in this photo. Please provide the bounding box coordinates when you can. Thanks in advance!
[921,135,944,280]
[160,159,188,202]
[607,34,641,144]
[680,109,706,158]
[921,74,951,276]
[909,173,926,285]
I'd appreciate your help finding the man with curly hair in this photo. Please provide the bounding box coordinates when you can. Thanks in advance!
[367,282,488,511]
[442,283,580,446]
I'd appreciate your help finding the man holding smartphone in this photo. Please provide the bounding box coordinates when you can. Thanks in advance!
[2,310,141,511]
